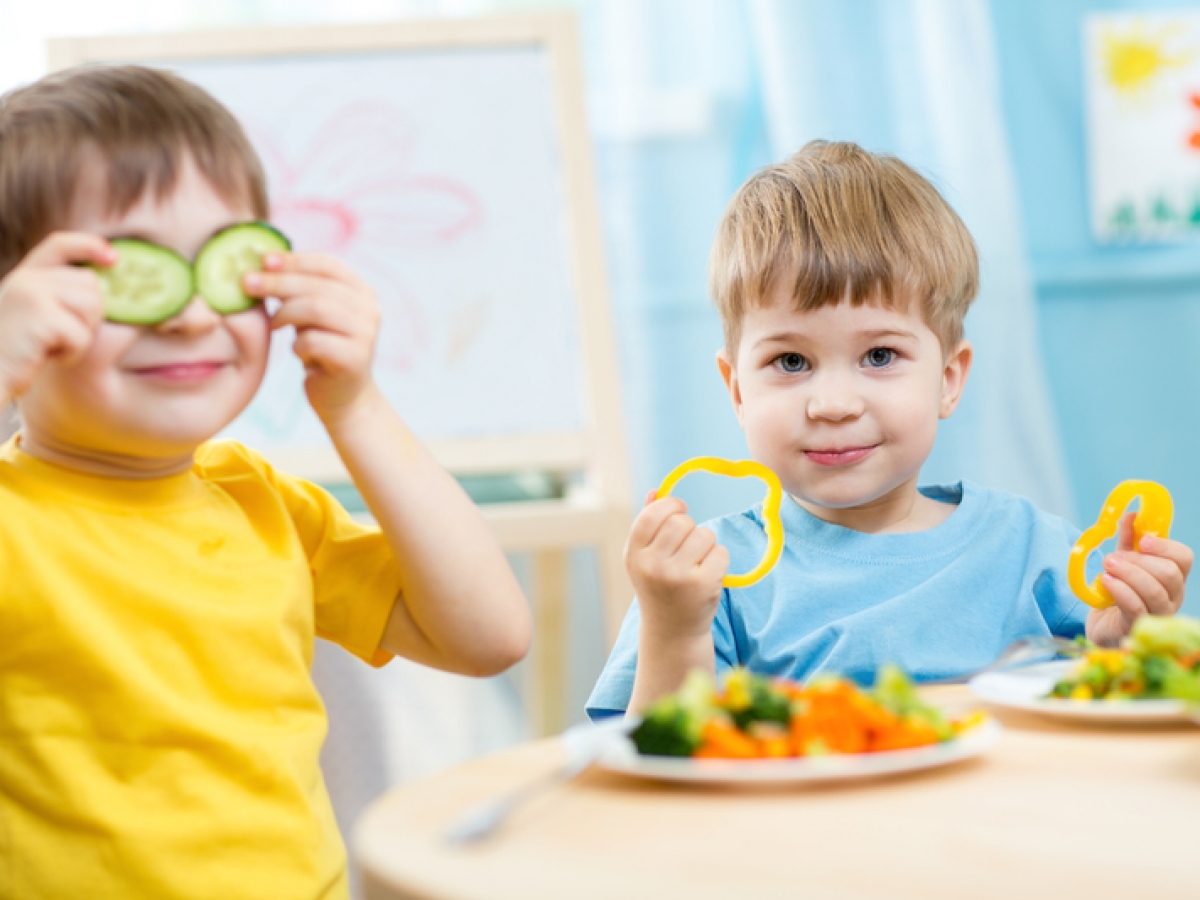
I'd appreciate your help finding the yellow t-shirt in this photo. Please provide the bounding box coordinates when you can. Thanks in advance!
[0,438,402,899]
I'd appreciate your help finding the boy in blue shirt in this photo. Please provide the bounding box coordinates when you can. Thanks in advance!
[588,141,1193,718]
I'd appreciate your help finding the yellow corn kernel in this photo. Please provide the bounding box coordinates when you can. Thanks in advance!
[953,711,989,733]
[722,669,751,711]
[1070,684,1094,701]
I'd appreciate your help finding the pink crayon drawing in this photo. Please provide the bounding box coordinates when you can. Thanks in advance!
[243,102,485,439]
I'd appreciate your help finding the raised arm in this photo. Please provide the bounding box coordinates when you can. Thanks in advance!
[247,253,530,676]
[625,495,727,713]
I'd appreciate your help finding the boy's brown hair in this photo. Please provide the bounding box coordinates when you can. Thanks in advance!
[710,140,978,355]
[0,65,268,278]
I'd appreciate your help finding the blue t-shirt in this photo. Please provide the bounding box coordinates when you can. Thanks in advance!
[587,482,1091,719]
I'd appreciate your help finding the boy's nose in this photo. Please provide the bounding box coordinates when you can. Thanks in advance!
[805,373,866,422]
[157,294,221,333]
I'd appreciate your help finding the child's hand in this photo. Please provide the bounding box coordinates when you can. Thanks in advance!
[0,232,113,405]
[1086,512,1193,646]
[245,252,381,423]
[624,492,729,642]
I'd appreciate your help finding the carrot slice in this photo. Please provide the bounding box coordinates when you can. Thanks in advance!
[697,719,760,759]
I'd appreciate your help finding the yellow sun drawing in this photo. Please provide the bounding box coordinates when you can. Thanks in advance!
[1100,21,1192,96]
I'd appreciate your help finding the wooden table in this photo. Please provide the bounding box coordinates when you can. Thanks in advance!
[354,689,1200,899]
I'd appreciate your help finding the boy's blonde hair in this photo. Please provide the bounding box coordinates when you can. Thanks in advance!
[0,65,268,278]
[710,141,978,355]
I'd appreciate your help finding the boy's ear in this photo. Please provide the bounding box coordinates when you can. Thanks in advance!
[716,348,745,426]
[939,339,973,419]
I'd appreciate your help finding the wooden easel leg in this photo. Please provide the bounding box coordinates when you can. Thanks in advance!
[529,548,569,737]
[599,524,633,646]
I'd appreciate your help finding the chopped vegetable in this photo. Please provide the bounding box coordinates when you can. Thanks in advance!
[722,667,791,730]
[1048,614,1200,702]
[630,670,720,757]
[631,666,979,759]
[1129,615,1200,657]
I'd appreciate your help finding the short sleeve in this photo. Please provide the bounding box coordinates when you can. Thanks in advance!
[201,442,404,666]
[1030,510,1092,640]
[711,591,740,673]
[585,600,640,720]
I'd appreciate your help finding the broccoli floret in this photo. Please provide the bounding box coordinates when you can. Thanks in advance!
[873,663,952,739]
[1049,681,1075,698]
[1141,654,1200,701]
[723,670,790,731]
[630,669,719,757]
[872,663,923,716]
[630,700,702,757]
[1078,661,1114,694]
[1129,615,1200,658]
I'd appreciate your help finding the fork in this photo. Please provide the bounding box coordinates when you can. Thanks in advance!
[443,715,638,846]
[921,635,1084,686]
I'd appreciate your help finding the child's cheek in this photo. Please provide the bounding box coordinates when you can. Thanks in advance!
[87,322,142,375]
[226,307,272,366]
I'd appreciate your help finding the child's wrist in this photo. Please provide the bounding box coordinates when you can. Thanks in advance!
[638,620,713,660]
[314,378,384,433]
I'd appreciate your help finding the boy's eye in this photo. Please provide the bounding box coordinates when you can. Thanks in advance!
[864,347,896,368]
[775,352,809,373]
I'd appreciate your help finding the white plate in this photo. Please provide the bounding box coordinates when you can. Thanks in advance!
[595,718,1001,784]
[968,661,1193,724]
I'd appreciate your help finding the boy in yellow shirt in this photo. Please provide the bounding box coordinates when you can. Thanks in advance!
[0,66,531,897]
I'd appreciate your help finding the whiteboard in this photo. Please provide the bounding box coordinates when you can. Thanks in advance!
[50,15,629,482]
[162,47,585,447]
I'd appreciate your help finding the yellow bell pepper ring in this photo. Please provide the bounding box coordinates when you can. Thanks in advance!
[655,457,784,588]
[1067,480,1174,610]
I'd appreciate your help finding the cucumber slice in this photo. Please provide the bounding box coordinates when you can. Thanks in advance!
[95,240,193,325]
[195,223,291,314]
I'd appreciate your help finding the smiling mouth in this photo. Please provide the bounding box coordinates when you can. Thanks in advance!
[804,446,877,467]
[130,361,227,383]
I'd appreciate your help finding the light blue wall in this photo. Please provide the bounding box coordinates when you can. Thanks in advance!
[583,2,772,521]
[991,0,1200,611]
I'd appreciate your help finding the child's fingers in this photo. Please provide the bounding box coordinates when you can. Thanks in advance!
[270,294,377,338]
[262,251,369,290]
[23,231,115,269]
[1099,572,1149,621]
[1102,554,1174,615]
[1109,550,1185,607]
[674,525,718,568]
[698,542,731,582]
[45,307,99,365]
[292,329,372,377]
[646,511,697,559]
[244,270,351,301]
[52,269,106,327]
[1115,511,1137,553]
[627,497,687,550]
[644,489,659,508]
[1137,534,1194,578]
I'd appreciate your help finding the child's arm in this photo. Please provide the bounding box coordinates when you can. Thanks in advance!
[246,253,530,677]
[624,494,729,713]
[0,232,114,407]
[1085,512,1193,646]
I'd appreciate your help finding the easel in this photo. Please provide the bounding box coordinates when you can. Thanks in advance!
[51,12,633,737]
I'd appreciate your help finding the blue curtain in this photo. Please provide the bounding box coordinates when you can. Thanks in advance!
[583,0,1076,522]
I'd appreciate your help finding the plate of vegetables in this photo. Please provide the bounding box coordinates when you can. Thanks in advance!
[968,615,1200,724]
[597,665,998,784]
